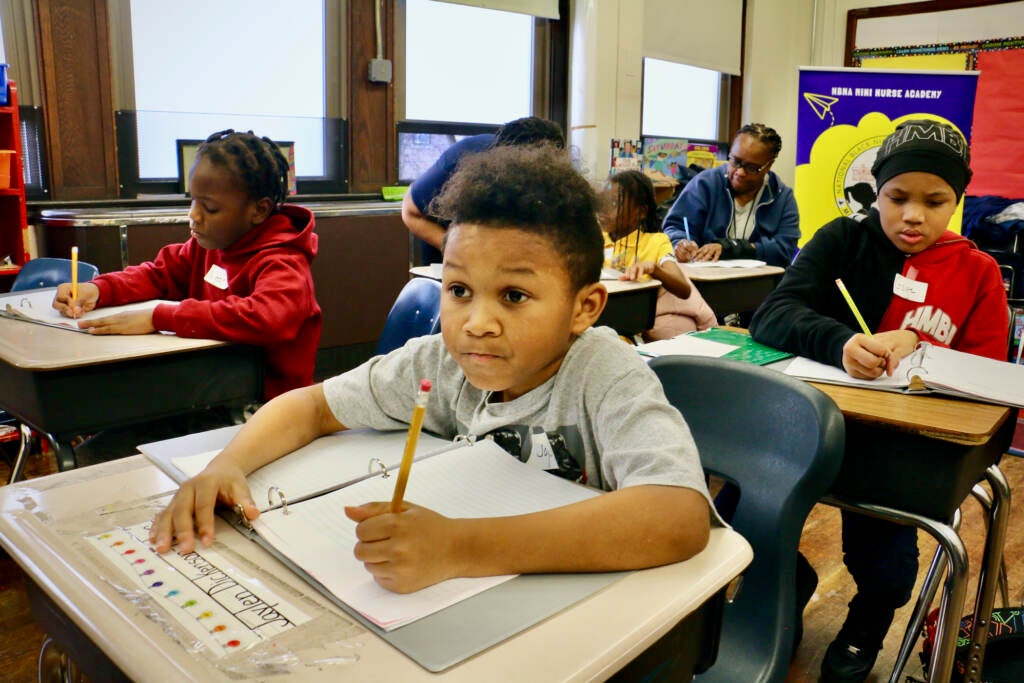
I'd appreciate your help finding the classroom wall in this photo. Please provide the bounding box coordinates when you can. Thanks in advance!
[572,0,1024,187]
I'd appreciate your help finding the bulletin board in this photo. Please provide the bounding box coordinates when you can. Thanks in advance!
[846,1,1024,198]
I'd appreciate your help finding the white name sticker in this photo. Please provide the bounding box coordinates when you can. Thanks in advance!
[893,273,927,302]
[204,264,229,290]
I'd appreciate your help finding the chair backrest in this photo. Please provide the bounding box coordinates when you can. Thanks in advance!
[376,277,442,355]
[11,257,100,292]
[649,355,845,683]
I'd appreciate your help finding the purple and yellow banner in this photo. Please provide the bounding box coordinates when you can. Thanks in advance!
[795,67,978,244]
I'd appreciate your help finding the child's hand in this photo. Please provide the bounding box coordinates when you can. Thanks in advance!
[674,240,698,262]
[620,261,656,281]
[52,282,100,319]
[149,460,258,554]
[77,309,156,335]
[345,502,462,593]
[842,333,896,379]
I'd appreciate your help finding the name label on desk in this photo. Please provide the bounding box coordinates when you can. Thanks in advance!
[87,523,311,658]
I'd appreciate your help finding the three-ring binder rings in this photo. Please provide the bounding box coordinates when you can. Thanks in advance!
[784,341,1024,408]
[0,288,171,333]
[141,426,624,672]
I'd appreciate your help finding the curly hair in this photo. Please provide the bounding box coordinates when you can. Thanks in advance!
[429,144,602,291]
[737,122,783,158]
[195,129,291,207]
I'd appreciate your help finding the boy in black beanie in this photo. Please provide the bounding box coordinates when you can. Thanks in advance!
[750,119,1008,682]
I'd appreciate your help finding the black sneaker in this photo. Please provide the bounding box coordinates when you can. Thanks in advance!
[820,639,878,683]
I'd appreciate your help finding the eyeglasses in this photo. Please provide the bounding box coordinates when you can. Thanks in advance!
[728,155,773,175]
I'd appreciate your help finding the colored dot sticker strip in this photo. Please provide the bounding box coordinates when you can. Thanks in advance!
[85,523,311,659]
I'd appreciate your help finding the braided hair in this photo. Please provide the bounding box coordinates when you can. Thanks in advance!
[736,123,782,159]
[195,129,290,207]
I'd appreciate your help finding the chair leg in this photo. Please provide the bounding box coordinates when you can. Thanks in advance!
[7,422,34,485]
[969,483,1010,608]
[824,496,969,683]
[887,508,961,683]
[961,466,1011,683]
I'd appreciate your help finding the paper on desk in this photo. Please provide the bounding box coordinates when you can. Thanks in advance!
[783,355,910,390]
[252,440,600,631]
[600,267,625,280]
[635,334,737,358]
[684,259,766,268]
[0,288,171,333]
[168,429,453,512]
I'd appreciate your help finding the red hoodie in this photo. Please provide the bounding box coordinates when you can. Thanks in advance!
[878,231,1007,361]
[92,204,321,399]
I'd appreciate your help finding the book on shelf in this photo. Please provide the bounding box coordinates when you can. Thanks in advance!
[0,287,170,333]
[142,427,616,671]
[784,342,1024,408]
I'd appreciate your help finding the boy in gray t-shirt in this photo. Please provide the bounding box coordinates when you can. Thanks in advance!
[151,144,714,594]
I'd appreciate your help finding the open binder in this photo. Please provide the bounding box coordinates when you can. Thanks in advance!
[0,288,172,333]
[141,426,625,672]
[784,342,1024,408]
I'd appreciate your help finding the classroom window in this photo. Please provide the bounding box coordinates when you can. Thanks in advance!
[399,0,535,181]
[115,0,345,196]
[641,58,723,140]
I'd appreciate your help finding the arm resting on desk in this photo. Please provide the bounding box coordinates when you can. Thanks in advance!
[151,384,345,553]
[345,484,711,593]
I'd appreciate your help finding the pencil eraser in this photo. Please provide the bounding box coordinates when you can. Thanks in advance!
[420,379,432,392]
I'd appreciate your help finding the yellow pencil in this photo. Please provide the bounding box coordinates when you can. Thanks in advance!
[70,246,79,300]
[835,278,871,336]
[390,379,433,513]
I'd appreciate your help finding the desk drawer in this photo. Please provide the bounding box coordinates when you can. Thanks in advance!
[829,410,1017,521]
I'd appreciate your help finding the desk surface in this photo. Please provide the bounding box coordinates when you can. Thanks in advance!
[710,328,1013,446]
[0,290,227,371]
[0,457,751,682]
[810,382,1012,445]
[680,264,785,282]
[0,314,228,370]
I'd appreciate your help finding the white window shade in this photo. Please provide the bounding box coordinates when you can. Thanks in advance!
[643,0,742,76]
[430,0,558,20]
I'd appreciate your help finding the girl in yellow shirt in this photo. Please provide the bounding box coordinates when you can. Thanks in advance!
[600,171,716,340]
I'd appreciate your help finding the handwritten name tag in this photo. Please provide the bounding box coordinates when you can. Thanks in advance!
[893,273,927,302]
[204,264,229,290]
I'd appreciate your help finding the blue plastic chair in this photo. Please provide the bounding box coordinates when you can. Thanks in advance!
[11,257,99,291]
[376,278,442,355]
[649,355,845,683]
[3,257,99,482]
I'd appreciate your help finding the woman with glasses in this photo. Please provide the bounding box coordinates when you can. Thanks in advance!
[662,123,800,267]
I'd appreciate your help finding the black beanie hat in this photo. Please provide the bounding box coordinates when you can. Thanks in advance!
[870,119,972,201]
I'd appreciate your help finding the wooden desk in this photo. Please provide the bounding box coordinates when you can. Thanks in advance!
[0,456,752,682]
[808,383,1013,683]
[681,264,784,314]
[0,291,262,474]
[408,266,660,338]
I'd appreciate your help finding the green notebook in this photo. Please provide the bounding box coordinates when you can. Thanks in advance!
[690,328,793,366]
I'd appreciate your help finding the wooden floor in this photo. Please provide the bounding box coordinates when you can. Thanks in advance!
[0,448,1022,682]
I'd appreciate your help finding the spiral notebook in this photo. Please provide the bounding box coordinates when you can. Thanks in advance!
[141,427,621,672]
[784,342,1024,408]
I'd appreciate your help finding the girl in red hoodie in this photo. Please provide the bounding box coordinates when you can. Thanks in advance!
[54,130,321,400]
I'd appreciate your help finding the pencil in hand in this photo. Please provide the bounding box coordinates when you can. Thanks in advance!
[390,379,433,513]
[70,246,79,301]
[835,278,871,336]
